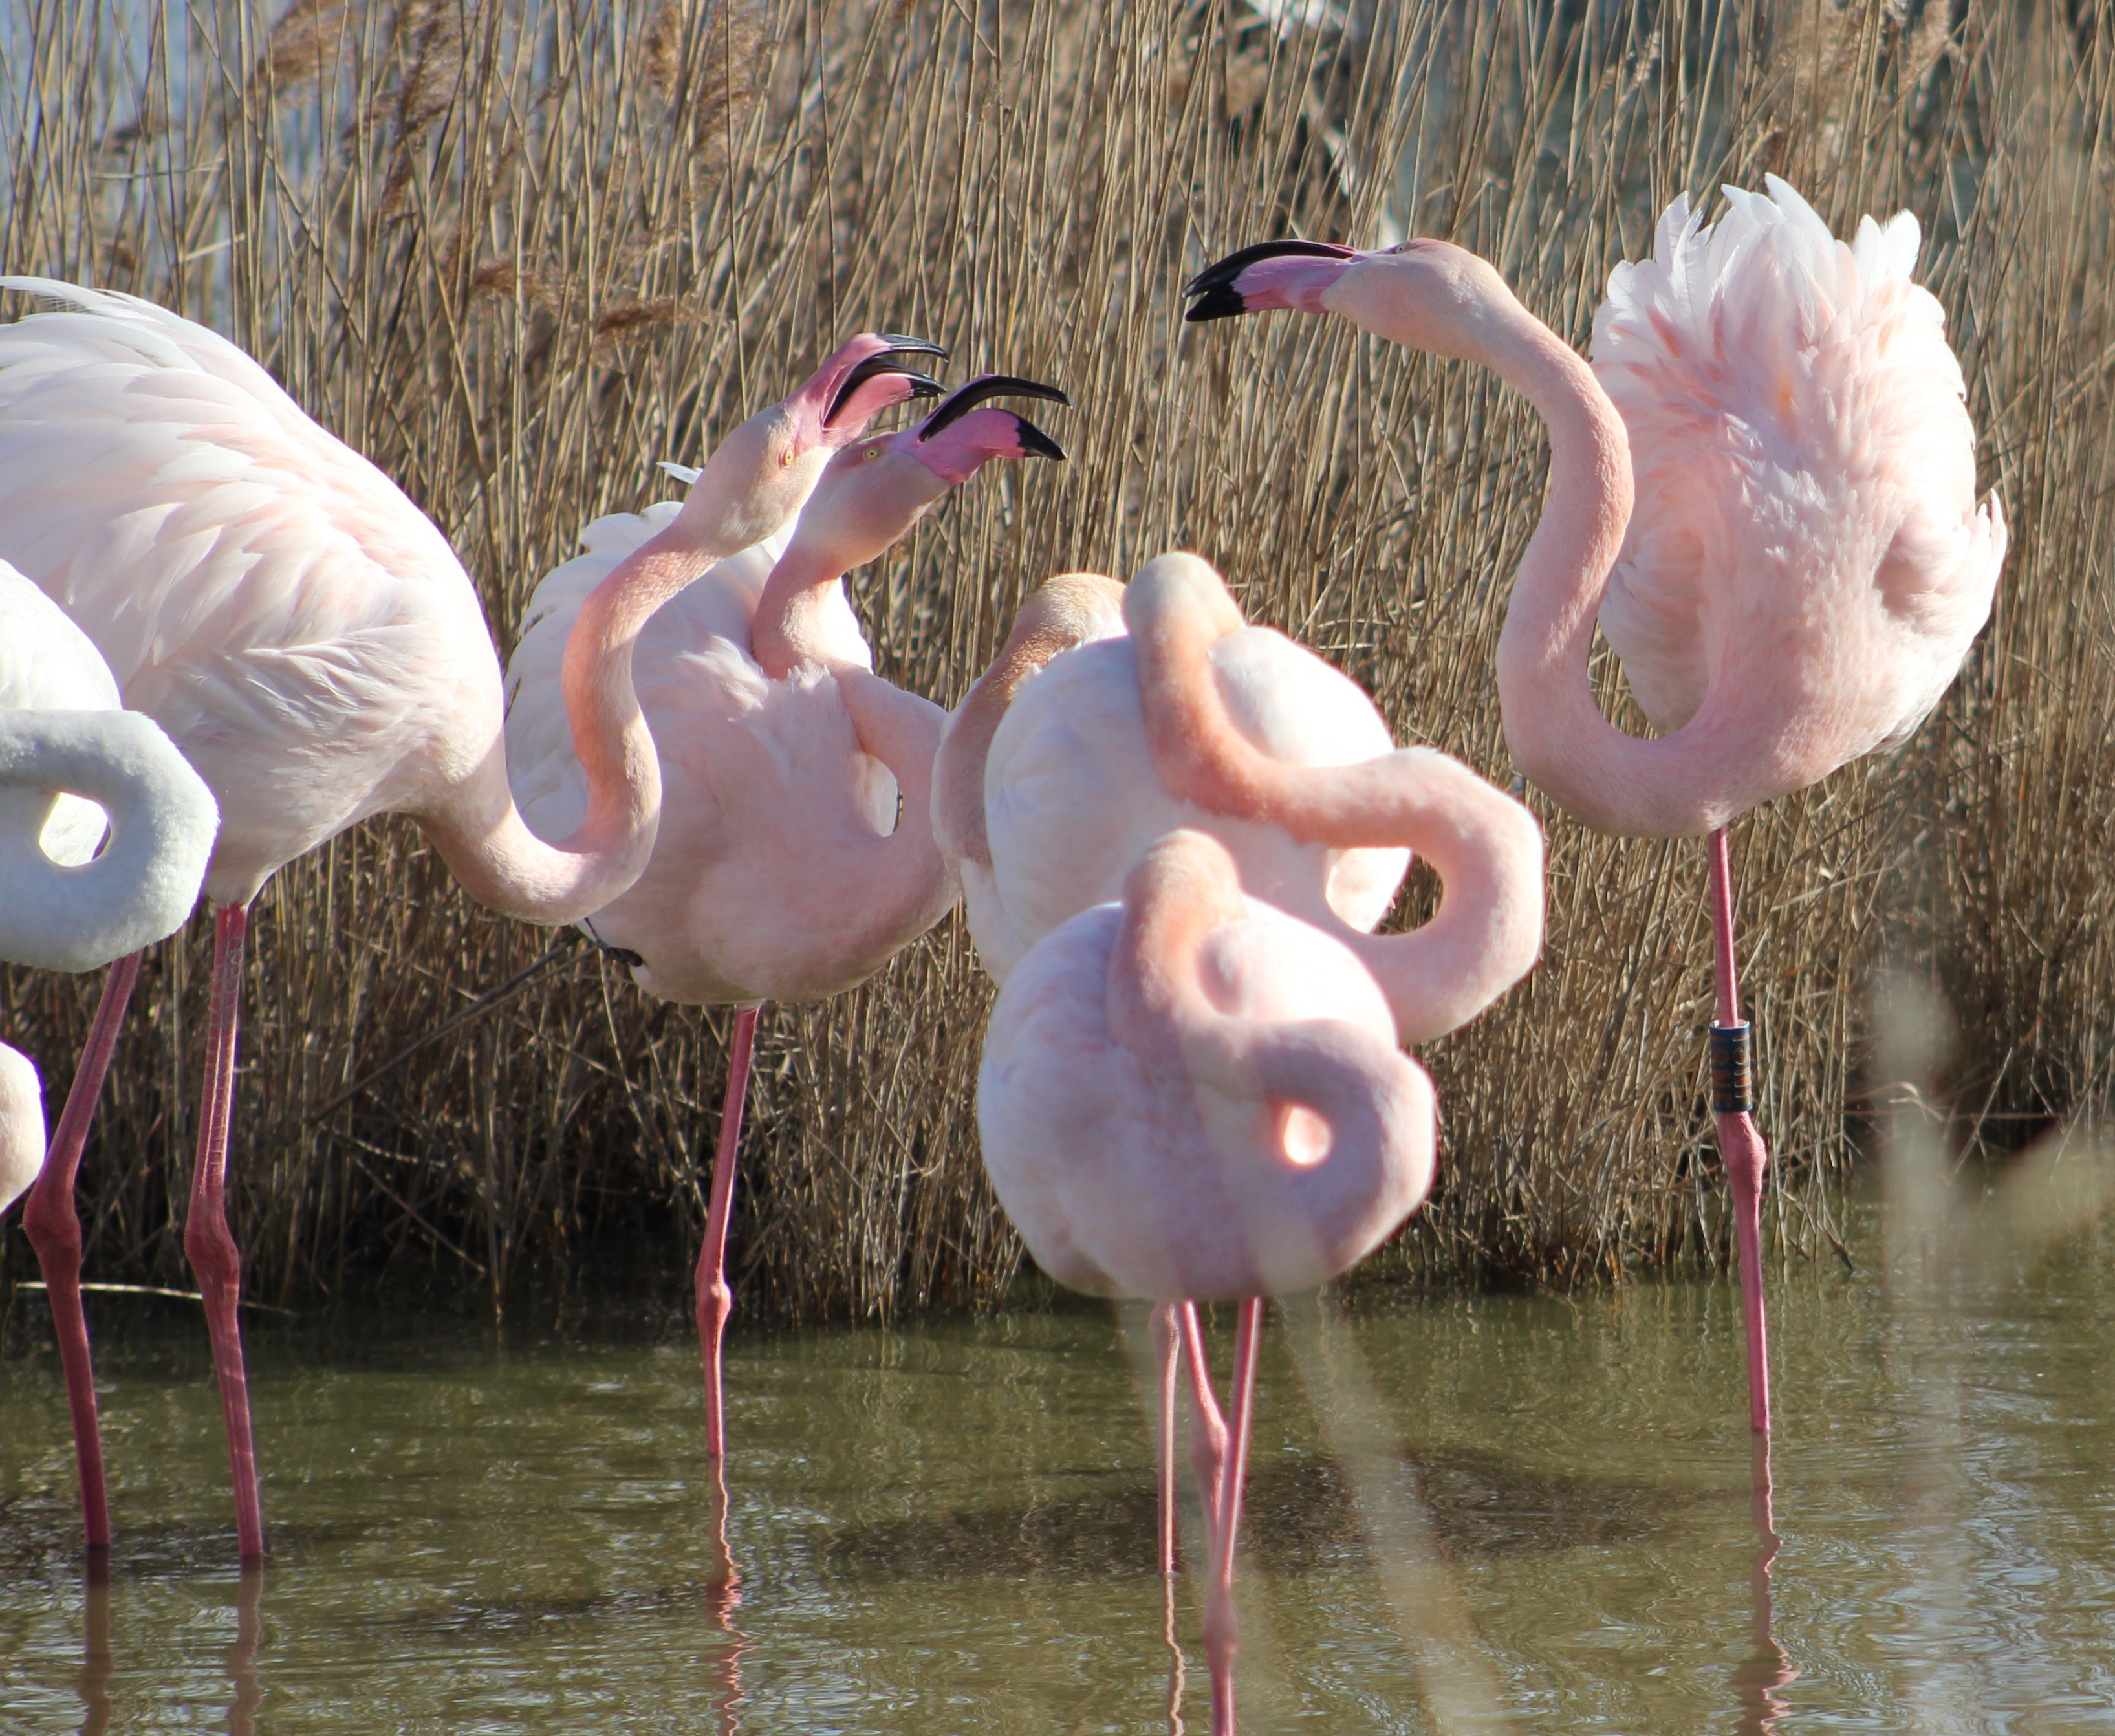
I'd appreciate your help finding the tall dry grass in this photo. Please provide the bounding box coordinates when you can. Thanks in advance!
[0,0,2109,1318]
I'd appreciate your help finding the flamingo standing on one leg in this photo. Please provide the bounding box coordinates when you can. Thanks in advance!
[1184,175,2007,1435]
[503,375,1070,1455]
[932,553,1542,1567]
[1,561,217,1551]
[977,554,1542,1731]
[0,276,943,1556]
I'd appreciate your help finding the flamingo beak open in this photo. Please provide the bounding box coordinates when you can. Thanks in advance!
[908,374,1072,476]
[1183,239,1361,321]
[816,334,949,435]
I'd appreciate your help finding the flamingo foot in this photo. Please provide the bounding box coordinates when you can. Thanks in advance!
[697,1006,760,1459]
[22,953,142,1554]
[182,903,265,1559]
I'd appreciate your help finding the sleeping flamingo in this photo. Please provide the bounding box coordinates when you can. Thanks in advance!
[1184,176,2006,1434]
[0,275,942,1555]
[933,552,1541,1567]
[504,374,1070,1455]
[979,557,1542,1731]
[2,560,218,1552]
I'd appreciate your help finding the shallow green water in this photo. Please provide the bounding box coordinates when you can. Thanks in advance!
[1,1206,2110,1733]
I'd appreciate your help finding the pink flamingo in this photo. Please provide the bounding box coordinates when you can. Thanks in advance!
[978,552,1542,1732]
[0,275,942,1555]
[934,552,1541,1570]
[503,374,1070,1455]
[2,559,217,1550]
[1184,176,2007,1433]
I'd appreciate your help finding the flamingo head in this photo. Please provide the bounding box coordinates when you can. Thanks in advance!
[1186,236,1517,355]
[670,332,948,552]
[783,374,1070,569]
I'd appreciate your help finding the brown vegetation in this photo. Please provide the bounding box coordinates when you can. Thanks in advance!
[1,0,2109,1319]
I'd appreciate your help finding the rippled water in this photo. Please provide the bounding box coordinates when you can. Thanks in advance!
[1,1201,2110,1733]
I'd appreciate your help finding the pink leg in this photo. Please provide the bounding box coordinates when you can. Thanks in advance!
[1707,829,1773,1435]
[1202,1298,1263,1736]
[23,953,144,1554]
[1149,1301,1180,1576]
[1178,1301,1228,1557]
[698,1004,761,1458]
[182,902,265,1559]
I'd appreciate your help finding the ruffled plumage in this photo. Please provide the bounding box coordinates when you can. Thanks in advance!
[1589,177,2004,763]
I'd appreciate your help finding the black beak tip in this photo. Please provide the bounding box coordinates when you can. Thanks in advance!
[1014,417,1067,461]
[901,371,946,400]
[1184,285,1252,323]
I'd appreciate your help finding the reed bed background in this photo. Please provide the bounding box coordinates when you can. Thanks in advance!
[0,0,2109,1319]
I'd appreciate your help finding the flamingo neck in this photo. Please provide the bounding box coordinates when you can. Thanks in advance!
[1343,274,1748,838]
[0,708,215,971]
[422,528,728,922]
[750,539,848,680]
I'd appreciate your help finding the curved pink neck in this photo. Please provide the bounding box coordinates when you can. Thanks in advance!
[750,539,843,680]
[1340,270,1764,839]
[1127,555,1543,1044]
[421,528,723,922]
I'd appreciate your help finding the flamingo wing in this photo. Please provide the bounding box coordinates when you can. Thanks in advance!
[1589,178,2003,749]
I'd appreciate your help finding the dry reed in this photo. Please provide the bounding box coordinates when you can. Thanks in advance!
[0,0,2109,1319]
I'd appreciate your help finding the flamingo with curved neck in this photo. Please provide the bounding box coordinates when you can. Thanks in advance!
[504,374,1071,1455]
[980,829,1440,1736]
[3,560,217,1554]
[0,276,942,1555]
[1185,177,2006,1436]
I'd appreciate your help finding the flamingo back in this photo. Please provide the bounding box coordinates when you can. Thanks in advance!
[975,625,1409,982]
[1589,177,2004,775]
[0,279,508,902]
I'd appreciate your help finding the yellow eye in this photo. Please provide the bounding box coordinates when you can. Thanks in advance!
[863,442,884,461]
[779,448,794,468]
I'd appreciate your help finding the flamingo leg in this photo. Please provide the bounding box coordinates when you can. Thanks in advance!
[1707,828,1773,1435]
[697,1004,761,1458]
[1202,1297,1263,1736]
[1150,1301,1180,1576]
[1178,1300,1229,1557]
[182,901,266,1558]
[23,952,142,1555]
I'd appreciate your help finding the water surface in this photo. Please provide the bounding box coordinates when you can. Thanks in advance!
[1,1206,2110,1732]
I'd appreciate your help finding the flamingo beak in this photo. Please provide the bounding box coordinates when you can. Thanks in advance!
[1182,239,1361,322]
[916,374,1071,455]
[824,336,949,428]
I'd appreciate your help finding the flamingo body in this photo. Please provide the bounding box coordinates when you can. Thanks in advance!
[973,623,1409,983]
[0,279,508,906]
[1589,178,2004,782]
[506,503,942,1004]
[1,562,217,971]
[980,876,1434,1301]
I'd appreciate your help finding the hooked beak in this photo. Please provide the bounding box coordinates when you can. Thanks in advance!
[916,374,1072,461]
[1182,239,1360,322]
[825,334,949,428]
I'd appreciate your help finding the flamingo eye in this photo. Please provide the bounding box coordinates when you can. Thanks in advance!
[863,442,884,461]
[779,447,795,468]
